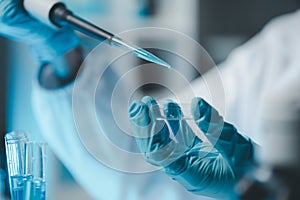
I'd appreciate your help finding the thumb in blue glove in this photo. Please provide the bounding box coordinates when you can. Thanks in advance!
[0,0,79,62]
[129,96,256,199]
[191,97,255,170]
[129,96,197,167]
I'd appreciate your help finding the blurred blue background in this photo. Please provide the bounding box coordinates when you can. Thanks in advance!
[1,0,300,199]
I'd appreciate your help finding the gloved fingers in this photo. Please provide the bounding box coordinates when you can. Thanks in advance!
[164,99,201,148]
[163,100,182,118]
[129,100,150,128]
[191,97,225,144]
[191,98,223,127]
[141,96,162,121]
[163,99,182,136]
[0,0,80,62]
[0,0,60,43]
[191,97,254,164]
[140,96,171,143]
[129,97,171,154]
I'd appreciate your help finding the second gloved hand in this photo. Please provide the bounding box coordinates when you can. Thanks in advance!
[0,0,79,62]
[129,96,256,199]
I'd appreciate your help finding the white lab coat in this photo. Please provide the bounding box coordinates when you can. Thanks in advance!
[32,9,300,200]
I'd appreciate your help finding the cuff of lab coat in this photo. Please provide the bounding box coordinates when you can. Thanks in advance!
[37,63,74,89]
[37,46,83,89]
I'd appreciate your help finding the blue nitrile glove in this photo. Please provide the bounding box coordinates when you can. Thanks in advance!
[129,96,256,199]
[0,0,79,62]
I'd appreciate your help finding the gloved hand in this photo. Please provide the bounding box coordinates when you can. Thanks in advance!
[129,96,256,199]
[0,0,79,62]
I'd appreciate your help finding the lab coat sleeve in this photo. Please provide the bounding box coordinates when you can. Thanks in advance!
[31,9,300,200]
[31,71,128,200]
[32,66,206,200]
[156,11,300,199]
[188,10,300,143]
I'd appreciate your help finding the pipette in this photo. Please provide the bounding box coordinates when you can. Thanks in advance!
[23,0,171,68]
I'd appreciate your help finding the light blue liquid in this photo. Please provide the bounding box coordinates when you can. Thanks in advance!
[10,175,45,200]
[10,175,30,200]
[26,179,46,200]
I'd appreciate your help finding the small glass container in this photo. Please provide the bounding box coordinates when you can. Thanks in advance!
[5,131,47,200]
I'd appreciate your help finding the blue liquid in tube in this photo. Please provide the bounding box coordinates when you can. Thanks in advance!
[10,175,29,200]
[27,179,46,200]
[10,175,46,200]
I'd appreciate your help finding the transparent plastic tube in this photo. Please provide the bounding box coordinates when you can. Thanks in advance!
[5,131,29,200]
[5,132,47,200]
[155,103,193,121]
[24,142,47,200]
[154,103,204,140]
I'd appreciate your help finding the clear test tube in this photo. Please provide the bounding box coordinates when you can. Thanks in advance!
[5,131,47,200]
[154,102,204,140]
[5,131,29,200]
[24,142,47,200]
[156,103,193,121]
